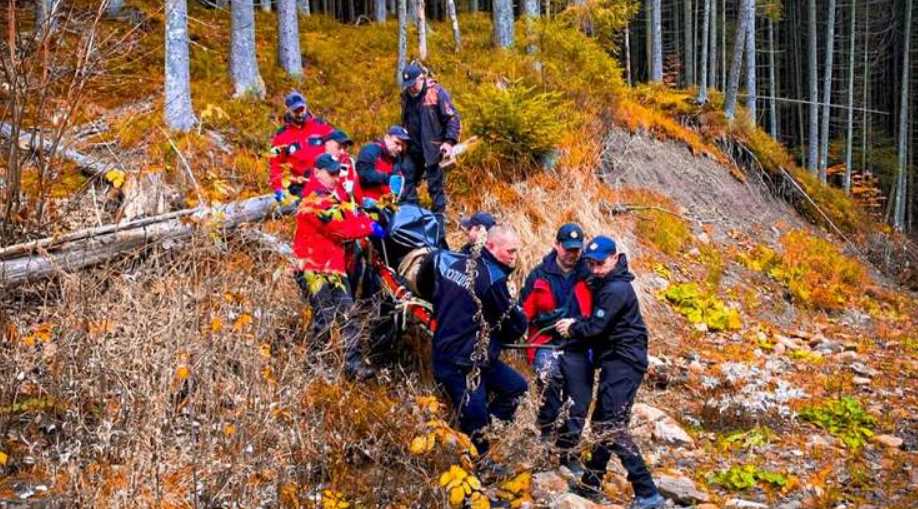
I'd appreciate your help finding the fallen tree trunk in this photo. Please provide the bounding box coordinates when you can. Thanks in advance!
[0,122,114,178]
[1,195,297,287]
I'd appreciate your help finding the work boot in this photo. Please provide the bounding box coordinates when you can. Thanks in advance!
[345,361,377,381]
[629,492,665,509]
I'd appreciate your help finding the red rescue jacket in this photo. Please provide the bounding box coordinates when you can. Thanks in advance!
[520,253,593,364]
[269,117,334,192]
[293,175,375,276]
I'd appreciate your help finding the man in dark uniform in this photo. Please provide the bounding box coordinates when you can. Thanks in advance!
[399,63,461,226]
[416,225,528,458]
[556,236,664,509]
[458,211,496,254]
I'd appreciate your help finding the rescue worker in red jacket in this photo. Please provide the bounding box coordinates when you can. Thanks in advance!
[269,91,334,200]
[519,223,593,476]
[293,153,385,380]
[355,126,410,202]
[323,129,363,205]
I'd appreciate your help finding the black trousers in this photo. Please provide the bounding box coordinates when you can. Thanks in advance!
[294,272,362,369]
[401,151,447,216]
[582,357,658,499]
[535,348,595,462]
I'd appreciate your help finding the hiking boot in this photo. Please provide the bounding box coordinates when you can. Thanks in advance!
[629,492,665,509]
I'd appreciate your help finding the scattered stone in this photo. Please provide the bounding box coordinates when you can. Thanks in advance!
[533,471,570,501]
[655,473,710,504]
[724,498,768,509]
[774,334,804,350]
[688,361,705,374]
[775,501,802,509]
[850,362,879,378]
[773,343,786,355]
[646,276,669,290]
[807,434,835,449]
[852,376,871,386]
[835,351,862,362]
[694,322,709,333]
[632,404,695,447]
[688,247,701,257]
[872,434,904,449]
[550,493,608,509]
[696,505,720,509]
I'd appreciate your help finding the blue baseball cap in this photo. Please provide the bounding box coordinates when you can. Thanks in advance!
[583,236,618,262]
[314,153,342,174]
[284,91,307,111]
[556,223,585,250]
[401,64,424,88]
[387,125,411,141]
[324,129,353,146]
[460,211,496,230]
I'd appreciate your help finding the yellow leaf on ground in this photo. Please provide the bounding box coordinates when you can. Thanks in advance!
[233,313,253,331]
[104,169,126,188]
[210,317,223,333]
[175,365,190,381]
[0,451,7,465]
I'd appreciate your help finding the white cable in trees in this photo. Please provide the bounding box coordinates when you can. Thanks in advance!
[893,0,912,230]
[164,0,197,132]
[818,0,837,182]
[276,0,304,77]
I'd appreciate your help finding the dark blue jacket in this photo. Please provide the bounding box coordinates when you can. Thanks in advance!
[401,80,461,166]
[569,254,649,372]
[521,252,590,324]
[421,249,527,367]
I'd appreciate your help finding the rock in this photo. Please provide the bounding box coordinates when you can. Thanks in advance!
[688,247,701,257]
[696,505,720,509]
[724,498,768,509]
[688,361,705,374]
[775,502,802,509]
[632,404,695,447]
[852,376,871,386]
[534,471,571,501]
[550,493,608,509]
[655,473,710,504]
[850,362,879,378]
[835,351,862,362]
[774,334,804,350]
[773,343,786,355]
[807,434,836,449]
[872,434,904,449]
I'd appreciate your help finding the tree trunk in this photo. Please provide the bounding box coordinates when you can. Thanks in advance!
[684,0,694,86]
[447,0,462,51]
[231,0,266,98]
[469,0,478,13]
[768,17,777,138]
[806,0,819,172]
[493,0,514,48]
[164,0,197,131]
[298,0,311,15]
[645,0,652,80]
[744,0,756,123]
[276,0,303,77]
[860,0,868,172]
[724,0,750,119]
[709,0,717,89]
[818,0,837,180]
[261,0,271,12]
[651,0,662,81]
[417,0,428,59]
[893,0,912,230]
[396,0,408,88]
[408,0,416,23]
[625,26,632,85]
[35,0,59,32]
[696,0,710,103]
[720,0,726,89]
[844,0,856,194]
[0,195,295,288]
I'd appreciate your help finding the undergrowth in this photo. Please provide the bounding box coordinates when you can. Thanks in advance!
[799,396,877,450]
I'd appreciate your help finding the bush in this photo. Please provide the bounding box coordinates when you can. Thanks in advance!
[662,282,742,331]
[464,80,570,167]
[800,396,876,450]
[708,464,788,491]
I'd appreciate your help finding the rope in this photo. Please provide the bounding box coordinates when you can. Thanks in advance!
[462,234,491,407]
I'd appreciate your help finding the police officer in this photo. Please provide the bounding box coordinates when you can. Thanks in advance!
[519,224,593,476]
[270,91,335,200]
[355,126,411,202]
[293,153,385,381]
[416,225,528,459]
[399,63,461,226]
[555,236,664,509]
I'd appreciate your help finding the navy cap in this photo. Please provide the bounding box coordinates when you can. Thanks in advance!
[401,64,424,88]
[285,91,307,111]
[387,125,411,141]
[583,236,618,262]
[314,153,342,174]
[324,129,353,146]
[460,211,496,230]
[556,223,585,250]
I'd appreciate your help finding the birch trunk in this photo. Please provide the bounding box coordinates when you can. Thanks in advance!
[645,0,652,80]
[696,0,710,103]
[165,0,197,132]
[818,0,837,180]
[724,0,750,119]
[276,0,303,77]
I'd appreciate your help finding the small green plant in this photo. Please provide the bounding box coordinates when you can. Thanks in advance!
[799,396,876,449]
[719,426,774,450]
[708,464,788,491]
[662,282,742,331]
[789,349,824,364]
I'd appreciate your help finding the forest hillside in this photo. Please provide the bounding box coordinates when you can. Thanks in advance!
[0,2,916,508]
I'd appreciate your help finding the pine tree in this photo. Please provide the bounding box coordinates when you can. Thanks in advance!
[165,0,197,131]
[744,0,756,122]
[844,0,857,194]
[651,0,663,81]
[697,0,711,103]
[375,0,387,22]
[724,0,751,119]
